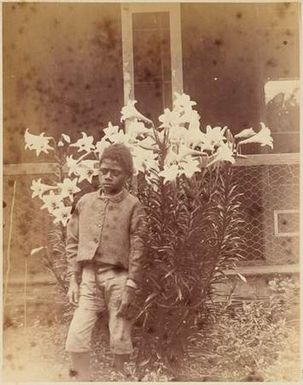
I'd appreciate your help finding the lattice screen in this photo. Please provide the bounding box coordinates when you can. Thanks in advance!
[233,163,299,264]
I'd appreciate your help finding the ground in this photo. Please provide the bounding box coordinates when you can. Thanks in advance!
[3,279,301,382]
[3,314,301,382]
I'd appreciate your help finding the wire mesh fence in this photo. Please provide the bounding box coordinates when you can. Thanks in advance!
[233,161,299,264]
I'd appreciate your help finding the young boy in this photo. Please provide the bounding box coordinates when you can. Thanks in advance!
[65,143,146,381]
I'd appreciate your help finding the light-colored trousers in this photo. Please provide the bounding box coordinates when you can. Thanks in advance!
[65,265,133,355]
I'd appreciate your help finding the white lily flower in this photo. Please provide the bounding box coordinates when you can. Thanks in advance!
[173,92,196,111]
[180,158,201,178]
[238,122,273,149]
[103,122,120,139]
[109,130,133,145]
[203,125,227,150]
[132,146,158,174]
[169,125,188,145]
[66,155,80,176]
[164,147,180,167]
[234,128,257,139]
[40,191,65,213]
[70,132,95,153]
[159,108,181,128]
[178,144,207,160]
[159,164,180,183]
[76,160,99,183]
[138,135,156,150]
[95,138,111,156]
[207,142,235,167]
[187,110,201,131]
[127,120,151,138]
[31,178,57,198]
[61,133,71,143]
[57,178,80,200]
[24,129,54,156]
[183,128,207,149]
[52,206,72,227]
[120,100,152,124]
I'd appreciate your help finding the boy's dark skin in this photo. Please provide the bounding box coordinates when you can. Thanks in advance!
[67,157,136,380]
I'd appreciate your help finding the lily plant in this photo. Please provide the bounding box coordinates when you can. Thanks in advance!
[25,92,273,372]
[25,92,273,226]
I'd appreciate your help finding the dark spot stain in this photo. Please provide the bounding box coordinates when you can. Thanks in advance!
[266,58,277,68]
[212,59,217,66]
[4,316,14,329]
[69,369,78,377]
[18,27,24,35]
[53,18,60,27]
[283,40,288,45]
[282,220,287,225]
[8,179,15,187]
[276,3,291,19]
[30,341,37,347]
[5,354,13,361]
[236,12,242,19]
[214,39,223,47]
[285,29,292,37]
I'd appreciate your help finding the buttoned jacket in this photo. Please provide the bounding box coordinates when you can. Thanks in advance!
[66,188,146,285]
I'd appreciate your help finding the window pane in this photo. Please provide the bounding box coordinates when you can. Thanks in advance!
[132,12,172,122]
[133,81,172,123]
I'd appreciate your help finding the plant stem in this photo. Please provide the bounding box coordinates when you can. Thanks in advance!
[24,257,28,328]
[4,180,17,308]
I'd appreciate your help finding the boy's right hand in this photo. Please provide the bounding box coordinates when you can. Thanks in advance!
[67,280,79,306]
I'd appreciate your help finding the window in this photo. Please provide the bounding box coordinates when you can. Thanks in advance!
[121,3,182,124]
[264,79,299,153]
[256,3,300,154]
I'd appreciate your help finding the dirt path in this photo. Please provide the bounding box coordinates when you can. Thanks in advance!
[3,324,70,382]
[3,321,136,382]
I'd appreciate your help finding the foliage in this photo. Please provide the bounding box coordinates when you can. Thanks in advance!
[134,163,245,372]
[185,275,300,380]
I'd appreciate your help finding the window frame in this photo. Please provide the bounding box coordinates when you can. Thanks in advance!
[121,3,183,106]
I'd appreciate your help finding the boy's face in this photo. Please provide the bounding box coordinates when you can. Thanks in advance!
[98,158,128,195]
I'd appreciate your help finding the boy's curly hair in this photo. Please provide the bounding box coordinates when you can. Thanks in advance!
[99,143,134,177]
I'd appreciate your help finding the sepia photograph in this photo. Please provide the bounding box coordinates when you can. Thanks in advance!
[2,0,301,382]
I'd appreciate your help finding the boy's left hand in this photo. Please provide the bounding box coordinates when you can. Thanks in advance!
[117,286,136,319]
